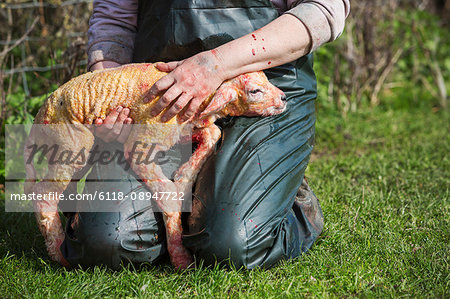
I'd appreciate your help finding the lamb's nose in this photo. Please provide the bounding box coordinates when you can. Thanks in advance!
[281,95,287,102]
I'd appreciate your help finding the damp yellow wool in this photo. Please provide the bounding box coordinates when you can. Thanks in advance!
[35,63,177,126]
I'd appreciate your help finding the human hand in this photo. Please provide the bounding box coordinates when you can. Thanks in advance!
[145,51,228,122]
[92,106,133,143]
[87,62,133,143]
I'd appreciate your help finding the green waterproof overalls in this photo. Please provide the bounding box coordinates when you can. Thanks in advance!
[61,0,324,269]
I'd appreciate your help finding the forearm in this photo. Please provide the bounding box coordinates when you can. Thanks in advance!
[87,0,138,70]
[215,0,350,79]
[137,0,350,120]
[90,61,121,71]
[214,14,311,79]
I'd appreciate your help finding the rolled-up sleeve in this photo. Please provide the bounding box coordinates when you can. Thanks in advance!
[87,0,138,70]
[285,0,350,52]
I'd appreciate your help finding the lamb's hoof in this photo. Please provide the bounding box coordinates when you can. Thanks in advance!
[171,251,194,270]
[47,237,71,268]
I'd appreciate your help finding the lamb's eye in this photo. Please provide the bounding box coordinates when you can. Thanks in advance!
[249,89,262,95]
[60,101,63,106]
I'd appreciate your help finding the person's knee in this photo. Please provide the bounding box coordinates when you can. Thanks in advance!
[187,212,305,269]
[194,223,248,268]
[62,213,123,268]
[83,228,121,252]
[79,227,122,267]
[190,218,282,269]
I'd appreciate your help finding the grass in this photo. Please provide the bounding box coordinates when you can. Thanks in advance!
[2,6,448,297]
[0,102,448,298]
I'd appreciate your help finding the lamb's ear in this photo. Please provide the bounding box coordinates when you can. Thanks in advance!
[198,81,238,118]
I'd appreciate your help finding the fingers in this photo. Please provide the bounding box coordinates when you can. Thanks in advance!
[155,61,181,72]
[145,75,175,104]
[161,92,193,122]
[150,84,182,117]
[117,118,133,143]
[94,106,132,143]
[103,106,122,130]
[110,107,129,136]
[145,52,226,121]
[179,97,203,122]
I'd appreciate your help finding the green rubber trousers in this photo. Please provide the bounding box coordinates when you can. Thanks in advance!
[61,0,324,269]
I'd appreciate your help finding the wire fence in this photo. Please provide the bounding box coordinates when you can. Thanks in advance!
[4,60,88,76]
[1,0,93,9]
[0,1,92,75]
[0,0,94,128]
[0,0,448,128]
[0,32,86,46]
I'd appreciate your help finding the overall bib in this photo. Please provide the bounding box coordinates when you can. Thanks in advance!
[61,0,323,269]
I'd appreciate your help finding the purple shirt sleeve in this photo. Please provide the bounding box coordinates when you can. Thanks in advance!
[87,0,138,70]
[87,0,350,69]
[285,0,351,52]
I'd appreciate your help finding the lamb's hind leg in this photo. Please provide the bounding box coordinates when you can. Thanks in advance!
[31,164,77,267]
[26,124,94,266]
[124,139,193,269]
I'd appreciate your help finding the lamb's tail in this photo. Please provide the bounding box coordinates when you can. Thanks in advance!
[24,125,37,194]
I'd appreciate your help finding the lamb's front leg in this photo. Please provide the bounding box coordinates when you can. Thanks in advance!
[174,125,221,194]
[172,125,221,235]
[124,141,193,269]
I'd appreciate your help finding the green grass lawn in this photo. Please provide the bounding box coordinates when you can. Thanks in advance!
[0,105,448,298]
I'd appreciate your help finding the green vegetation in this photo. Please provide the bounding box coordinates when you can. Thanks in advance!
[0,4,448,298]
[0,105,448,297]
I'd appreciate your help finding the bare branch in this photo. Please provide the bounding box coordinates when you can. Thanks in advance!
[0,32,85,46]
[0,17,39,58]
[370,48,404,106]
[1,0,93,9]
[3,60,87,75]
